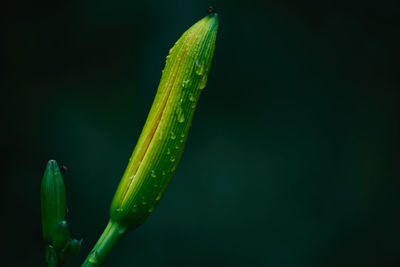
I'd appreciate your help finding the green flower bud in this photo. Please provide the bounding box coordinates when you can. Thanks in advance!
[59,238,82,261]
[110,13,219,230]
[53,220,70,250]
[41,160,66,243]
[67,238,82,256]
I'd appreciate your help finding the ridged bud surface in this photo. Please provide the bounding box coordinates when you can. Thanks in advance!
[41,160,67,242]
[110,14,219,229]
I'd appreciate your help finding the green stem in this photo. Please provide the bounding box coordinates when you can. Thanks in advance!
[82,221,126,267]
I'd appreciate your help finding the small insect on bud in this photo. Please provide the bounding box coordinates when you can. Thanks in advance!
[59,164,68,173]
[41,160,67,243]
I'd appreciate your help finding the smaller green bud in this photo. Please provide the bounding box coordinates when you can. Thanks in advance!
[53,220,70,250]
[57,238,82,262]
[41,160,66,243]
[66,239,82,257]
[45,245,59,267]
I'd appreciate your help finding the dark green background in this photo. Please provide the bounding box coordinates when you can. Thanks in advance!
[2,0,400,266]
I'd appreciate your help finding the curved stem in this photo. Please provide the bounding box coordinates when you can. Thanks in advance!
[82,221,126,267]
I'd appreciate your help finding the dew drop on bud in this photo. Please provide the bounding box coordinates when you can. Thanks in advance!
[148,206,155,213]
[198,75,208,90]
[132,204,138,212]
[195,60,205,75]
[178,111,185,123]
[182,79,190,88]
[189,93,196,102]
[176,105,185,123]
[171,132,176,140]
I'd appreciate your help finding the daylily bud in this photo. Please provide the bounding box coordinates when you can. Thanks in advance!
[53,220,70,250]
[41,160,66,243]
[67,239,82,256]
[83,13,219,267]
[110,13,219,230]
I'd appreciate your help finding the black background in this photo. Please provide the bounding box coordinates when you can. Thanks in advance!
[2,0,400,266]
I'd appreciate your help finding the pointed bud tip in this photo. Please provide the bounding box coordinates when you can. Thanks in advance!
[46,159,57,168]
[45,159,62,174]
[199,11,218,31]
[41,159,66,242]
[205,10,218,28]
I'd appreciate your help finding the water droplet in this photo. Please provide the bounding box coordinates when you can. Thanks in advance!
[162,171,166,176]
[170,132,176,140]
[148,206,155,213]
[170,156,176,162]
[158,130,163,140]
[198,75,208,90]
[141,197,147,205]
[166,148,171,155]
[178,113,185,123]
[150,170,157,178]
[175,145,179,149]
[176,106,185,123]
[153,183,159,188]
[195,60,205,75]
[180,138,184,143]
[89,252,99,264]
[171,165,176,172]
[182,79,190,88]
[180,133,185,138]
[131,204,138,212]
[191,103,196,109]
[117,225,126,234]
[189,93,196,102]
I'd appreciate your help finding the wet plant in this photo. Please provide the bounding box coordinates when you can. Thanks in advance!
[40,10,219,267]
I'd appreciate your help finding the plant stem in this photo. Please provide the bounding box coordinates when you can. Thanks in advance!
[82,220,126,267]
